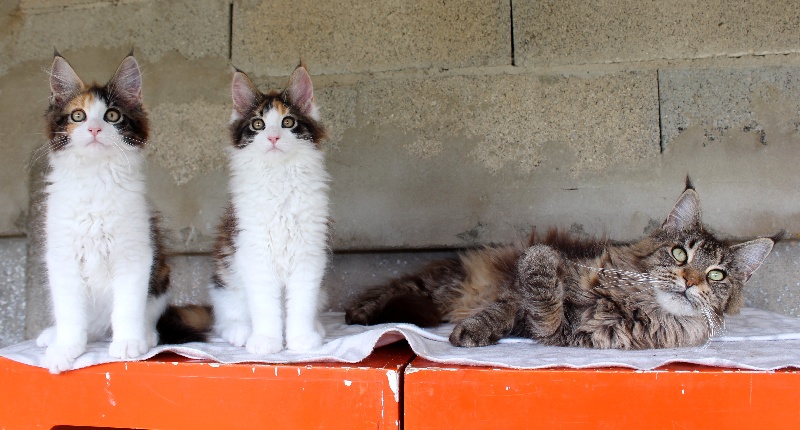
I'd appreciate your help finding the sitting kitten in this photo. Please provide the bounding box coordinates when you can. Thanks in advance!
[346,181,775,349]
[209,66,329,354]
[36,52,208,374]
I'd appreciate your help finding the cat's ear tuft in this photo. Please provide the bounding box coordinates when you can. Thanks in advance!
[731,237,774,281]
[662,188,702,232]
[231,70,259,120]
[287,65,319,120]
[50,54,83,106]
[108,54,143,107]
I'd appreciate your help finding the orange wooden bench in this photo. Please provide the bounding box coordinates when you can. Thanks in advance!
[404,357,800,430]
[0,343,411,430]
[3,344,800,429]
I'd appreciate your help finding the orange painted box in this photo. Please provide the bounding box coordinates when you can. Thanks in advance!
[0,343,413,430]
[404,357,800,430]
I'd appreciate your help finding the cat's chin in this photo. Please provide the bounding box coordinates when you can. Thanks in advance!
[655,289,698,316]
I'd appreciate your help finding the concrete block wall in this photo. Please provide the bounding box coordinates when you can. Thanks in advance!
[1,0,798,346]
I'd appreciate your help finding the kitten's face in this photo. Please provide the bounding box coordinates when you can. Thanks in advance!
[644,188,773,317]
[46,54,148,156]
[228,66,325,159]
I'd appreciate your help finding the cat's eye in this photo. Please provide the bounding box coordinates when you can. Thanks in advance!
[281,116,296,128]
[70,109,86,122]
[671,246,688,263]
[707,269,726,282]
[251,118,265,130]
[104,109,122,123]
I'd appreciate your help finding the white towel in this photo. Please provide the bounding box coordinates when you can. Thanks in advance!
[3,307,800,372]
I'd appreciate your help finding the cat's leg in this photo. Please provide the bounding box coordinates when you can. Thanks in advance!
[39,247,88,374]
[449,294,518,347]
[284,253,327,351]
[233,248,284,355]
[209,279,252,347]
[108,248,153,359]
[514,244,567,340]
[144,293,169,347]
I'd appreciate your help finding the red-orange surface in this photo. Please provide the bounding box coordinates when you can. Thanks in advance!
[0,343,413,430]
[404,357,800,430]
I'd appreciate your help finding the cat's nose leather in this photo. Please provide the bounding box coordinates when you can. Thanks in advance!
[268,135,280,144]
[88,127,101,137]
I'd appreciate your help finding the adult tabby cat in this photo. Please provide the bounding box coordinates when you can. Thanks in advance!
[209,65,329,354]
[37,52,207,374]
[346,181,775,349]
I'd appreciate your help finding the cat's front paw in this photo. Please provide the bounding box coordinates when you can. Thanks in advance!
[43,343,85,374]
[36,326,57,347]
[246,334,283,355]
[449,318,499,347]
[217,323,251,347]
[286,331,324,351]
[109,339,150,359]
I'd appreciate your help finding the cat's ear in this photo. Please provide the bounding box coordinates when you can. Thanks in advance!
[731,238,774,281]
[231,69,259,120]
[108,54,143,108]
[50,53,83,106]
[286,65,319,120]
[662,188,702,231]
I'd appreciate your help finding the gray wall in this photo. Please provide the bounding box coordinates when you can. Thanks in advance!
[1,0,799,346]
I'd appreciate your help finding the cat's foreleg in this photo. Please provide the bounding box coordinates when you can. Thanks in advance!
[285,254,327,351]
[515,244,566,340]
[234,249,284,354]
[449,295,518,347]
[109,259,153,360]
[39,250,88,374]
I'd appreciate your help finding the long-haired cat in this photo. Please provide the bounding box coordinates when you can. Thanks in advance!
[36,52,208,374]
[346,181,775,349]
[209,65,329,354]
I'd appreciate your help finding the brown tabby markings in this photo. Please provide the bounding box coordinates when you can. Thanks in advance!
[346,183,775,350]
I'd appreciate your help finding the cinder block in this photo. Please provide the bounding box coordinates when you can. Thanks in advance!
[324,71,661,249]
[514,0,800,67]
[658,66,800,237]
[231,0,511,76]
[2,0,230,74]
[747,240,800,318]
[0,238,26,347]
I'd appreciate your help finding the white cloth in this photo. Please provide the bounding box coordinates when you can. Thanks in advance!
[3,307,800,372]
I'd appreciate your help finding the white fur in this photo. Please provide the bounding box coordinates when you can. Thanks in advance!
[211,107,330,354]
[36,99,164,373]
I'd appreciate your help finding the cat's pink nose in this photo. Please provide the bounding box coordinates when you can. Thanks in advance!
[268,135,280,144]
[88,126,101,137]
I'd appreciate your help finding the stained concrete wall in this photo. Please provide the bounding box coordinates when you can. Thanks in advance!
[1,0,799,346]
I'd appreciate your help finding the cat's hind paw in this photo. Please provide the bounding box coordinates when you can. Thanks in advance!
[43,343,85,374]
[36,326,57,348]
[286,331,324,351]
[109,338,150,360]
[449,317,500,348]
[217,323,251,347]
[344,304,377,325]
[246,334,283,355]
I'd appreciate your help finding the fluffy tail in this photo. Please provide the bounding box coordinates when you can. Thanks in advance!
[157,305,212,344]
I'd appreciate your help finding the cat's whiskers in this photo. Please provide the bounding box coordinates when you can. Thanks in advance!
[26,138,69,172]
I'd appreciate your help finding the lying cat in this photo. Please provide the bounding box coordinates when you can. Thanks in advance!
[346,180,774,349]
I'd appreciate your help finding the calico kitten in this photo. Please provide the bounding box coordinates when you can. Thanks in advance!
[346,181,775,349]
[36,52,208,374]
[209,66,329,354]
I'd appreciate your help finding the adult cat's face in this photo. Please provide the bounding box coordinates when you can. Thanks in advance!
[228,66,325,159]
[46,53,148,156]
[645,187,773,317]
